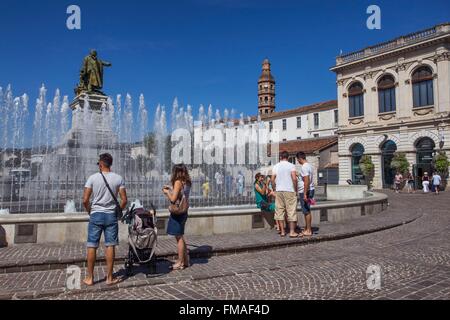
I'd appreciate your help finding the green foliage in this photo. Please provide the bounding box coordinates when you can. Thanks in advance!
[143,133,157,156]
[165,135,173,173]
[359,155,375,189]
[390,152,410,175]
[433,151,450,177]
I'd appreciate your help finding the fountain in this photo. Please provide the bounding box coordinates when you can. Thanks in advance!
[64,200,77,214]
[0,51,275,214]
[0,83,275,214]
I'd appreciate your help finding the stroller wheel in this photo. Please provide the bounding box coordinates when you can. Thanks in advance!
[124,261,133,277]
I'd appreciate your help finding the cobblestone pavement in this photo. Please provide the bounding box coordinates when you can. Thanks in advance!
[0,191,449,300]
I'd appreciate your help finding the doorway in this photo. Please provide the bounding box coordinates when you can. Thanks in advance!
[415,138,436,189]
[381,140,397,189]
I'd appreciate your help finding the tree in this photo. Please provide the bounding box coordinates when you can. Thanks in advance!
[143,132,157,156]
[164,135,173,173]
[359,155,375,190]
[391,152,410,175]
[390,153,410,190]
[433,151,450,189]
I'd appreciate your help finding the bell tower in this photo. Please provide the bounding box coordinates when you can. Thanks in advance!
[258,59,276,115]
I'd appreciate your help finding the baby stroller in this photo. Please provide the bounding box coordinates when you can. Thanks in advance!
[121,203,158,276]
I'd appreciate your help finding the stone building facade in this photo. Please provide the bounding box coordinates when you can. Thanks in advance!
[331,23,450,189]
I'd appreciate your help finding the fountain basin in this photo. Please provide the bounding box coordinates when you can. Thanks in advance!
[0,190,388,246]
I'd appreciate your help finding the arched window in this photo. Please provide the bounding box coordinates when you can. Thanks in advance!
[264,97,268,102]
[412,66,434,108]
[378,75,396,113]
[351,143,365,185]
[348,82,364,118]
[416,137,435,165]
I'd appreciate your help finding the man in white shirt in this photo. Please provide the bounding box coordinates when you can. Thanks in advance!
[82,153,127,286]
[215,171,224,198]
[432,172,442,195]
[296,152,315,237]
[271,151,299,238]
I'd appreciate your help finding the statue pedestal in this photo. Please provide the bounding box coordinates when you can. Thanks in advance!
[37,93,128,180]
[66,92,120,165]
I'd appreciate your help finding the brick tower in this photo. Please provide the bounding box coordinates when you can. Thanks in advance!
[258,59,276,115]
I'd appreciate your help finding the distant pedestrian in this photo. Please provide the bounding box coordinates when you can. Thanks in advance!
[214,171,224,198]
[406,171,415,193]
[394,172,403,193]
[271,151,299,238]
[296,152,315,237]
[237,171,245,197]
[432,172,442,195]
[202,178,210,199]
[82,153,127,286]
[163,164,192,270]
[225,173,233,197]
[422,172,430,193]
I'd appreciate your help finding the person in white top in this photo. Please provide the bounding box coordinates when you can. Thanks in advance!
[296,152,315,237]
[215,171,224,198]
[271,151,299,238]
[432,172,442,195]
[82,153,128,286]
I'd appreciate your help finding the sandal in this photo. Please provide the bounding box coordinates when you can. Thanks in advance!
[172,264,186,271]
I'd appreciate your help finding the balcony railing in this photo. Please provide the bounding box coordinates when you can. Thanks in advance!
[336,23,449,65]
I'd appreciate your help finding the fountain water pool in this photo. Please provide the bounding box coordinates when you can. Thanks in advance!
[64,200,77,214]
[0,85,273,214]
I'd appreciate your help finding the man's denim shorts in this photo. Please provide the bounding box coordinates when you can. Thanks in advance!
[87,212,119,248]
[299,190,315,215]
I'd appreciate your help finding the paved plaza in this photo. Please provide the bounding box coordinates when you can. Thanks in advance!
[0,191,449,300]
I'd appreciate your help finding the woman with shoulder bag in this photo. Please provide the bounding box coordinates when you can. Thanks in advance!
[162,164,192,270]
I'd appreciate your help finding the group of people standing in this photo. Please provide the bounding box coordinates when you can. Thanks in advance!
[82,153,192,286]
[254,151,315,238]
[394,171,442,194]
[202,171,246,199]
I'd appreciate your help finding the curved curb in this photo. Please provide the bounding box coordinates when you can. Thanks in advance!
[1,212,421,300]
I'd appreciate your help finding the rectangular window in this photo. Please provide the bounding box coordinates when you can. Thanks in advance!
[297,137,302,140]
[313,134,319,138]
[296,117,301,129]
[413,80,434,108]
[282,119,287,131]
[349,94,364,117]
[378,87,396,113]
[269,121,273,132]
[334,110,338,126]
[314,113,319,129]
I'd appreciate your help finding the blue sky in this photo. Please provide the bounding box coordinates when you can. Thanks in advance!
[1,0,449,126]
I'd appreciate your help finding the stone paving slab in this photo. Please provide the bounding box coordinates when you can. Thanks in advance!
[42,191,447,301]
[0,191,448,300]
[0,197,419,274]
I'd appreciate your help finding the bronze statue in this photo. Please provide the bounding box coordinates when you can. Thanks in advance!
[75,50,112,96]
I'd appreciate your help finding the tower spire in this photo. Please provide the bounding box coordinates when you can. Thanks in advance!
[258,59,276,115]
